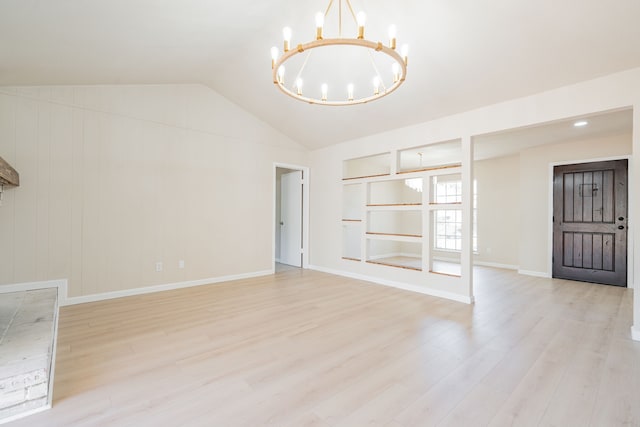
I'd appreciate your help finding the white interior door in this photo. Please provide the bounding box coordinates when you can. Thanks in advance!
[280,170,303,267]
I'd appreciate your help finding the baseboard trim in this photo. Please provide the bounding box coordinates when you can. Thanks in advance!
[632,326,640,342]
[518,269,551,278]
[63,270,273,306]
[0,279,68,305]
[308,265,473,304]
[474,261,519,270]
[0,404,51,426]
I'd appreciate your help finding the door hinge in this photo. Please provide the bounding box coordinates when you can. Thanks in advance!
[300,248,304,254]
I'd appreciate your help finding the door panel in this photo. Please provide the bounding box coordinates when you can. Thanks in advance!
[553,160,627,286]
[280,170,302,267]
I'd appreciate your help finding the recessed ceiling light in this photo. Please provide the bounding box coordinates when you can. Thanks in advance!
[574,120,589,127]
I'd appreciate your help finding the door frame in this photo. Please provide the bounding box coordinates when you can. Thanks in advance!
[273,163,310,271]
[547,155,633,289]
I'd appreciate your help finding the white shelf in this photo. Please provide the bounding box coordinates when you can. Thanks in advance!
[366,204,422,211]
[365,233,422,243]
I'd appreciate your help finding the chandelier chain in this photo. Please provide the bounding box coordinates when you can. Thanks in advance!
[345,0,358,22]
[324,0,334,17]
[293,51,314,91]
[367,49,387,93]
[339,0,342,37]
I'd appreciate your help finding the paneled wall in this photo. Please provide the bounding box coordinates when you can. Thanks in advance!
[0,85,307,298]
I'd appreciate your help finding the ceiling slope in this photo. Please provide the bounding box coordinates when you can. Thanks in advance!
[1,0,640,149]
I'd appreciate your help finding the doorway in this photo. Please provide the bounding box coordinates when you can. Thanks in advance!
[552,159,628,286]
[274,165,309,270]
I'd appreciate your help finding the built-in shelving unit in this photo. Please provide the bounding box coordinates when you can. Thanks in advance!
[342,140,467,277]
[342,152,391,181]
[342,182,364,261]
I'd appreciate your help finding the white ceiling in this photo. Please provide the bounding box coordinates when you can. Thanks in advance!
[1,0,639,150]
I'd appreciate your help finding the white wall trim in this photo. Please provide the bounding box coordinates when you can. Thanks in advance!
[308,264,474,304]
[518,269,552,278]
[46,290,60,420]
[62,270,272,306]
[0,404,52,426]
[0,279,68,305]
[474,261,519,270]
[632,326,640,342]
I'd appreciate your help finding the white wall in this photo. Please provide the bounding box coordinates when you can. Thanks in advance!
[474,154,520,268]
[0,85,307,298]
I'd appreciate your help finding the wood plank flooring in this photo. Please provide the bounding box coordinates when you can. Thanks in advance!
[6,267,639,427]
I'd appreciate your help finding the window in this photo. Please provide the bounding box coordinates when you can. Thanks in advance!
[433,178,477,252]
[434,179,462,204]
[435,209,463,250]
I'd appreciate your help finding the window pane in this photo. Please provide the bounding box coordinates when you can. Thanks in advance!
[446,223,456,235]
[432,179,478,252]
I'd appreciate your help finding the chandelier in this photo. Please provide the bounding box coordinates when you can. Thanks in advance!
[270,0,408,106]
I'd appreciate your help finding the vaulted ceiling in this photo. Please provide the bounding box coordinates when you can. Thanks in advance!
[1,0,640,149]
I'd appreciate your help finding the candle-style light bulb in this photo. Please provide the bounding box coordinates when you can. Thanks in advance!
[283,27,292,52]
[392,62,400,83]
[388,24,397,49]
[347,83,354,101]
[270,46,279,69]
[321,83,328,101]
[296,77,303,96]
[401,44,409,65]
[315,12,324,40]
[356,11,366,39]
[373,76,380,95]
[277,65,285,84]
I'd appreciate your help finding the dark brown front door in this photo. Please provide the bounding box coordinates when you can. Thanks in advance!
[552,160,628,287]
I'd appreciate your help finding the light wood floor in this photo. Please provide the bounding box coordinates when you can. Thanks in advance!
[7,267,639,427]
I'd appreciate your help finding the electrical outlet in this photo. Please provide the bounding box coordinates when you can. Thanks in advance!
[178,260,185,269]
[155,262,163,272]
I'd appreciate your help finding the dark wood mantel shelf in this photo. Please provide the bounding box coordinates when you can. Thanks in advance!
[0,156,19,186]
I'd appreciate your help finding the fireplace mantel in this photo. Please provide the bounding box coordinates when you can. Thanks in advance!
[0,155,19,186]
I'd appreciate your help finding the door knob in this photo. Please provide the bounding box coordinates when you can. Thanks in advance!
[618,225,625,230]
[618,216,625,221]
